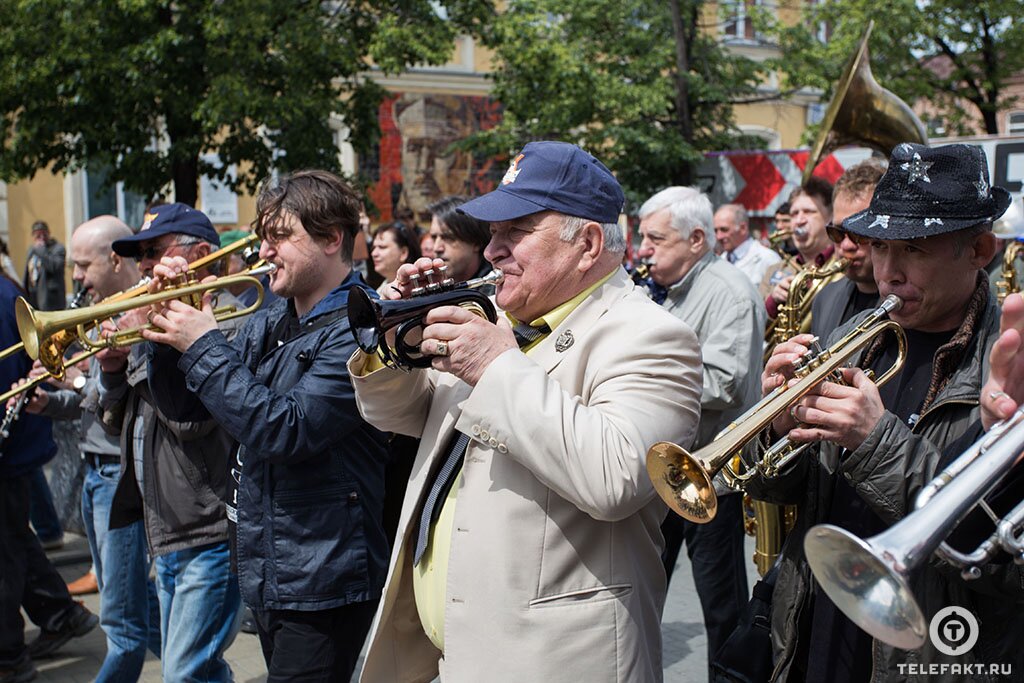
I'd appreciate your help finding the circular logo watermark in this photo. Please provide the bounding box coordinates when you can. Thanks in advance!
[929,606,979,656]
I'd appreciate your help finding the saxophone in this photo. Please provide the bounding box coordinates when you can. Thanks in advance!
[748,256,849,575]
[996,239,1024,304]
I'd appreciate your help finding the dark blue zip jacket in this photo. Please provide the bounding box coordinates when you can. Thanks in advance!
[0,276,55,477]
[148,271,389,611]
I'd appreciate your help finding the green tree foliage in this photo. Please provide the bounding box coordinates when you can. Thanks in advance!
[0,0,492,207]
[468,0,767,204]
[766,0,1024,137]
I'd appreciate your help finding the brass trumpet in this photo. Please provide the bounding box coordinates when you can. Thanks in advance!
[17,263,274,376]
[350,268,504,369]
[1,234,264,375]
[805,407,1024,649]
[647,295,906,524]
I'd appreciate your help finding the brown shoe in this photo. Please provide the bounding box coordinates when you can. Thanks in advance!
[66,572,98,596]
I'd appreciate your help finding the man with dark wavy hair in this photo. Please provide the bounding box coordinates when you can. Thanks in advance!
[144,170,389,682]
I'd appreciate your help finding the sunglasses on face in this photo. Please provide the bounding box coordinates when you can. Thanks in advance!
[135,239,200,262]
[825,223,870,246]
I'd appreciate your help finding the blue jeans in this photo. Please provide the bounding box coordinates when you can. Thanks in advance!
[82,461,161,682]
[155,542,241,683]
[29,467,62,543]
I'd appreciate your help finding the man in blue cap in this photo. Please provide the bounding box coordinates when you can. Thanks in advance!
[350,141,704,682]
[98,203,242,683]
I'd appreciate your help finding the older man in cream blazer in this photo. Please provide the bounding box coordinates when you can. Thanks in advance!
[350,142,703,683]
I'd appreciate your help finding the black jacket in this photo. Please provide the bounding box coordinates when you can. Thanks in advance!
[100,297,244,556]
[148,272,389,612]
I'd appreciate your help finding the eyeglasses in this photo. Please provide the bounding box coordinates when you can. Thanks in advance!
[135,238,201,262]
[825,223,870,246]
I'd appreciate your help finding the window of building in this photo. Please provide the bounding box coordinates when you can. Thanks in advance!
[1008,111,1024,134]
[722,0,770,42]
[84,165,148,230]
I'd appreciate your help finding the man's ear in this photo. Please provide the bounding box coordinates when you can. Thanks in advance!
[970,231,998,267]
[109,251,121,273]
[322,228,345,257]
[690,227,706,252]
[577,221,606,272]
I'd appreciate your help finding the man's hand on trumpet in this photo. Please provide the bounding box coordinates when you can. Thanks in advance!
[97,320,130,373]
[140,256,218,353]
[982,292,1024,430]
[763,333,814,436]
[785,367,885,452]
[762,332,885,451]
[396,258,517,387]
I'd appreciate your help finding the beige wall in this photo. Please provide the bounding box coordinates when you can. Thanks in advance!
[735,101,809,149]
[7,171,67,279]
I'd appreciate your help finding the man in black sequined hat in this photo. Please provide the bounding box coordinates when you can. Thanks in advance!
[750,142,1023,681]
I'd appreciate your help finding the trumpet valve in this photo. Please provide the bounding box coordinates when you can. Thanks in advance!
[438,265,454,288]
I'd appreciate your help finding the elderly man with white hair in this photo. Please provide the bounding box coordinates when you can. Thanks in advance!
[638,186,766,673]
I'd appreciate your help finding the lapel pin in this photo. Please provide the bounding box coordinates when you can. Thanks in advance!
[555,330,574,353]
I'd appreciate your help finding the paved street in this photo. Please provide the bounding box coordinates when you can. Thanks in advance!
[29,532,759,682]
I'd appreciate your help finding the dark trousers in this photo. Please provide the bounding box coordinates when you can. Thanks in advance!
[0,474,78,668]
[661,492,749,671]
[28,467,62,543]
[254,600,379,682]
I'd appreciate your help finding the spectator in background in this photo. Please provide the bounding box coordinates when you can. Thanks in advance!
[427,195,492,284]
[714,203,782,287]
[24,221,66,311]
[371,222,422,295]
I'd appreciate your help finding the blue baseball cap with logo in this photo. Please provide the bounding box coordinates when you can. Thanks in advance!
[458,141,624,224]
[112,203,221,257]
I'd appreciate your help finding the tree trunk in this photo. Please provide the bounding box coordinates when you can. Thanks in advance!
[172,155,199,208]
[668,0,694,186]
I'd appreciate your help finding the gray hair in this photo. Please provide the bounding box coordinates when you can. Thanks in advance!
[718,203,748,228]
[639,186,716,251]
[559,215,626,254]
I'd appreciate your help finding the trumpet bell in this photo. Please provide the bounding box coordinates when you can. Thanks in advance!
[804,524,927,650]
[646,442,717,523]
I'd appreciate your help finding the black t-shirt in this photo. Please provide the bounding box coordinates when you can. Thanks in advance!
[805,327,955,683]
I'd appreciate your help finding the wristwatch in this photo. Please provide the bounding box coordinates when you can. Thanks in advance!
[72,375,87,392]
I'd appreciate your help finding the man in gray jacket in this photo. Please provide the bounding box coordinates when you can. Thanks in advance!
[99,204,242,683]
[637,186,765,670]
[755,143,1024,681]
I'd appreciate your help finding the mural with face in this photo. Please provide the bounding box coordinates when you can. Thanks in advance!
[365,93,504,223]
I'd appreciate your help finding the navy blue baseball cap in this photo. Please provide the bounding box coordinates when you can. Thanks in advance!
[458,141,624,224]
[112,203,221,257]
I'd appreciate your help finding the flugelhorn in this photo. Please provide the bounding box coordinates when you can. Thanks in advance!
[647,295,906,524]
[804,408,1024,650]
[17,263,275,376]
[349,268,504,369]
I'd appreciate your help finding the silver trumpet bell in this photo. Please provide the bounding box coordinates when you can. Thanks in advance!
[804,407,1024,650]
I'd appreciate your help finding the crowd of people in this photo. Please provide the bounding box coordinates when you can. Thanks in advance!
[0,138,1023,683]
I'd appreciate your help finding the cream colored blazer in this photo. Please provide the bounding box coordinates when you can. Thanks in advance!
[352,268,703,683]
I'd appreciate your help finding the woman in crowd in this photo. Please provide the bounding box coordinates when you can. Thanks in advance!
[370,221,421,295]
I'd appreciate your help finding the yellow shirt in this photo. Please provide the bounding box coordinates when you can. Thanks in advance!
[412,269,616,651]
